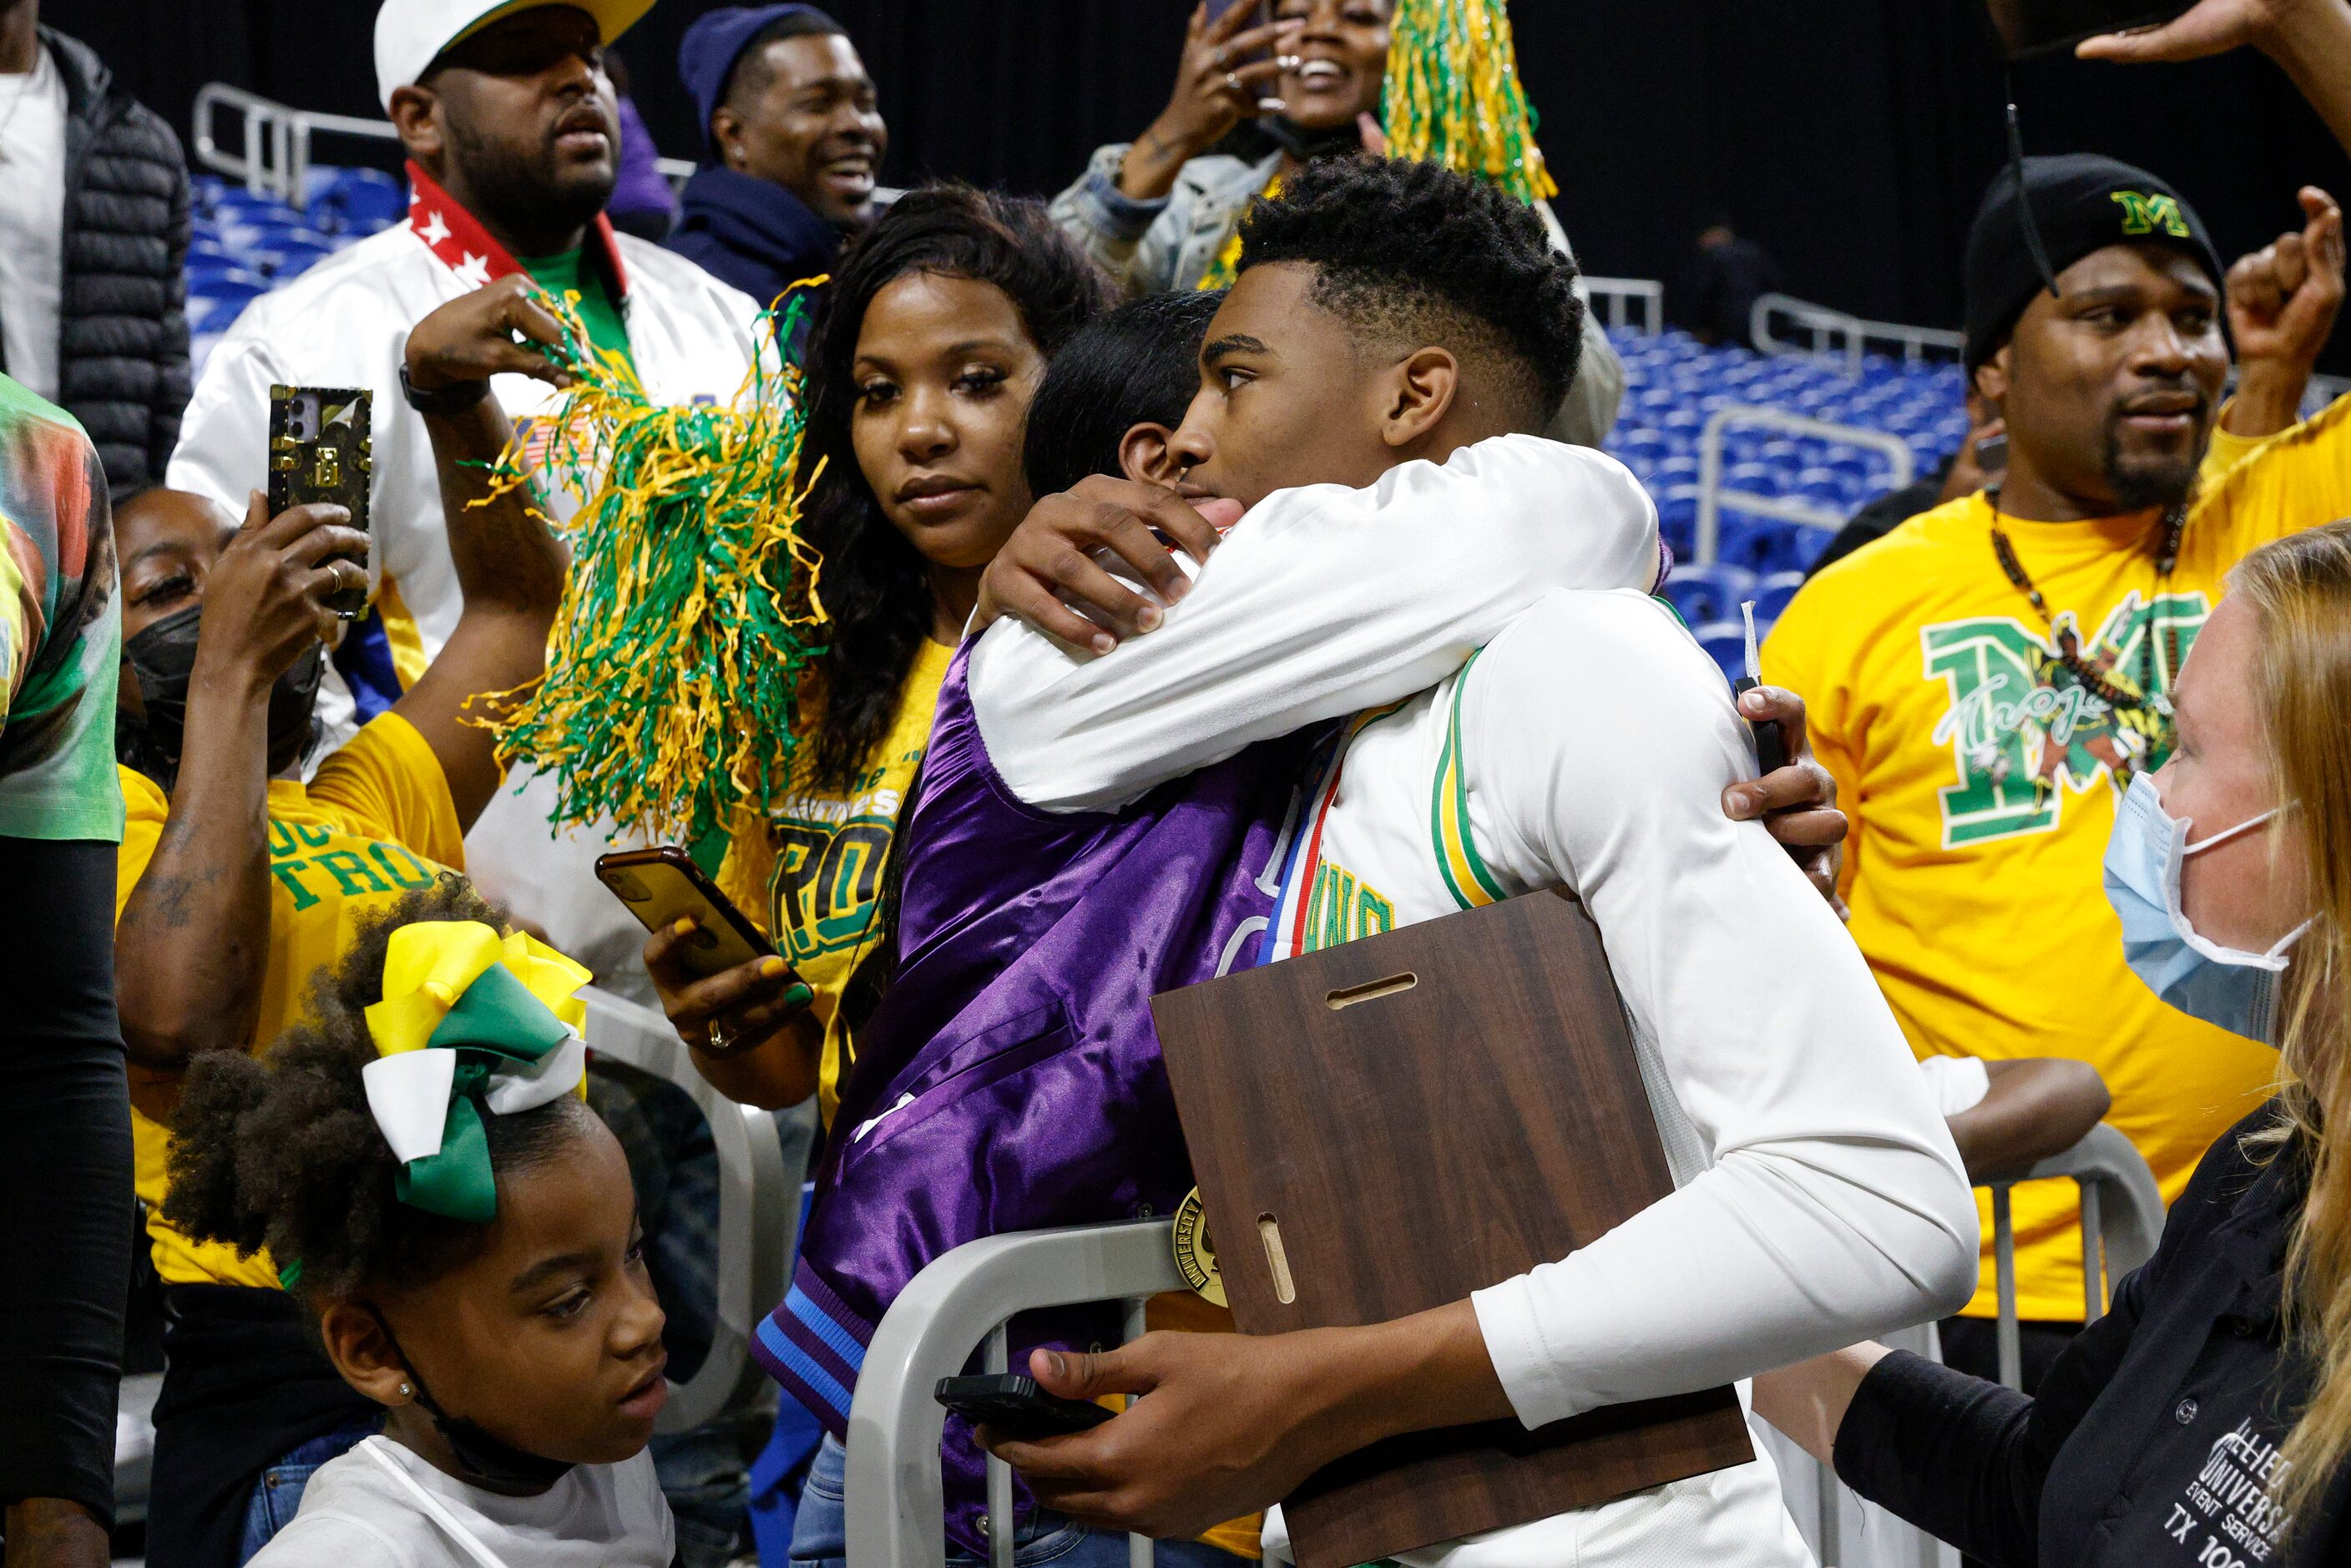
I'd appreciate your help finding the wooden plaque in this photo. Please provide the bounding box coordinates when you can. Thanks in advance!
[1150,888,1753,1568]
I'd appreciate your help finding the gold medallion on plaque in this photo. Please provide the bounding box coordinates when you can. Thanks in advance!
[1170,1186,1226,1307]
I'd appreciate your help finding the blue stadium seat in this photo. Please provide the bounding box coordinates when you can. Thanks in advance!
[1658,563,1756,628]
[1691,620,1750,682]
[1601,323,1964,564]
[188,281,266,335]
[185,260,269,294]
[306,166,407,232]
[1753,570,1807,621]
[1718,516,1792,574]
[245,236,337,278]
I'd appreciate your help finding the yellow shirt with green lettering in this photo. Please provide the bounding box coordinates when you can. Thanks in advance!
[119,713,464,1287]
[1763,396,2351,1321]
[717,638,953,1130]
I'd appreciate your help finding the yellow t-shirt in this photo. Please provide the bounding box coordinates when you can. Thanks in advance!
[717,638,953,1130]
[1764,395,2351,1321]
[119,713,465,1288]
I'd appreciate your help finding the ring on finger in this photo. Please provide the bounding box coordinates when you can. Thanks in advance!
[705,1019,734,1055]
[1225,70,1244,95]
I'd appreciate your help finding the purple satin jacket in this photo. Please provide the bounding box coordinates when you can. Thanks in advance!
[752,643,1315,1553]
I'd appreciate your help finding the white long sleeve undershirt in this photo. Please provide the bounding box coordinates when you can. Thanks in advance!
[1451,593,1978,1424]
[970,433,1661,813]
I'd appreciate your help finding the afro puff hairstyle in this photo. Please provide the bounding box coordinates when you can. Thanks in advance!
[1236,156,1584,430]
[162,875,599,1303]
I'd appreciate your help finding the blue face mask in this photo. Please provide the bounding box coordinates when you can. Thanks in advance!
[2103,772,2309,1044]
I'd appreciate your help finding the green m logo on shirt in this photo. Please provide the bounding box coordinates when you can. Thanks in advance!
[1920,589,2209,847]
[2111,190,2192,240]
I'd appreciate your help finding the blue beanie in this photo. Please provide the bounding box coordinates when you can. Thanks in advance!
[679,4,841,156]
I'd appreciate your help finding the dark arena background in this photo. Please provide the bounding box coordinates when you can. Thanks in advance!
[61,0,2351,370]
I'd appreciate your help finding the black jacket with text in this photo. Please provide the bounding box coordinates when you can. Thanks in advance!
[1838,1102,2349,1566]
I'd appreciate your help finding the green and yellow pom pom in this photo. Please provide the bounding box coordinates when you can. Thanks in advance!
[1382,0,1556,205]
[476,286,828,850]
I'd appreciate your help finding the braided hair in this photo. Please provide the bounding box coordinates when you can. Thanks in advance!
[162,876,596,1302]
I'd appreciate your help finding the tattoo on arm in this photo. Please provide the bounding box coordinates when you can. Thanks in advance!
[129,867,224,932]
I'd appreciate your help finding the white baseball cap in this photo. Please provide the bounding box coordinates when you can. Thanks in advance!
[374,0,659,110]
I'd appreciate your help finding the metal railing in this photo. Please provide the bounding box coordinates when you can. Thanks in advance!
[194,82,402,210]
[1695,406,1914,564]
[845,1221,1177,1568]
[1751,292,1966,375]
[1767,1321,1955,1568]
[1778,1123,2160,1565]
[193,83,696,211]
[842,1125,2160,1565]
[579,985,811,1434]
[1585,276,1665,336]
[1979,1121,2163,1390]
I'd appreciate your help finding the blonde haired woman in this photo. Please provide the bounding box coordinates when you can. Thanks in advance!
[1757,519,2351,1563]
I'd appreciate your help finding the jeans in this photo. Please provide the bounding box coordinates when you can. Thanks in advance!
[788,1434,1252,1568]
[654,1419,761,1568]
[236,1414,380,1562]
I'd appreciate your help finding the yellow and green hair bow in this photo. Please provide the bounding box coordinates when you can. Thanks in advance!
[360,922,594,1224]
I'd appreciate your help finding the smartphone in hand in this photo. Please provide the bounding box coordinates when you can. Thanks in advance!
[269,385,372,619]
[596,847,774,978]
[936,1374,1116,1442]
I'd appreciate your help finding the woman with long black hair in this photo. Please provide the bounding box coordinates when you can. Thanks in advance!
[645,185,1109,1130]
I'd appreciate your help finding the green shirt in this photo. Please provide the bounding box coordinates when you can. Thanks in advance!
[518,247,634,374]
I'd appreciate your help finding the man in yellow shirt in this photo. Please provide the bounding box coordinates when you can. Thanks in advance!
[112,278,573,1568]
[1767,138,2348,1386]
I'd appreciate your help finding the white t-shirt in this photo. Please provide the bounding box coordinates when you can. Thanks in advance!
[0,43,68,403]
[245,1436,674,1568]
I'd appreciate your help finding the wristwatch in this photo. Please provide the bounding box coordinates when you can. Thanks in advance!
[398,362,492,418]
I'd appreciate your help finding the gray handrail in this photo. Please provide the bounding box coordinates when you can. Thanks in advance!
[1979,1122,2163,1390]
[1750,292,1966,374]
[1694,407,1915,564]
[1585,276,1665,336]
[194,82,399,210]
[579,985,808,1434]
[845,1220,1181,1568]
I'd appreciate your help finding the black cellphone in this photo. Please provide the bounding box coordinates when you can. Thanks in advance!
[935,1374,1115,1441]
[1981,0,2194,58]
[269,385,372,618]
[1733,676,1789,775]
[595,846,776,979]
[1974,432,2010,475]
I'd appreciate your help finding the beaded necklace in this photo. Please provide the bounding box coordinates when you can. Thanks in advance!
[1987,489,2186,787]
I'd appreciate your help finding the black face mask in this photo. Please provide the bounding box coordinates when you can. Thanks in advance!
[119,604,324,787]
[367,1304,578,1492]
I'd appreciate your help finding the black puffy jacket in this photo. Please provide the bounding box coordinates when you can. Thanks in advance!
[28,29,190,498]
